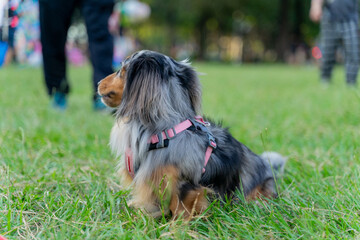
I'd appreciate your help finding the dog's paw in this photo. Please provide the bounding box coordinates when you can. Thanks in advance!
[127,199,166,217]
[126,199,138,208]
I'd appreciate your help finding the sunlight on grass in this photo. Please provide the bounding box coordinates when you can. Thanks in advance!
[0,64,359,239]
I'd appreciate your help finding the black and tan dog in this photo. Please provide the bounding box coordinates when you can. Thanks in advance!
[98,50,286,219]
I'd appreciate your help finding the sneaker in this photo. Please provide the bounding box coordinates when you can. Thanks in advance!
[320,77,331,84]
[320,78,331,89]
[347,82,357,88]
[93,95,113,113]
[52,92,67,110]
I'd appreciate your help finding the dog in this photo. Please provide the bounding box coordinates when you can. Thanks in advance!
[98,50,286,219]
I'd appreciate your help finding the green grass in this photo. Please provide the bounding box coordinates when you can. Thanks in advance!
[1,63,360,239]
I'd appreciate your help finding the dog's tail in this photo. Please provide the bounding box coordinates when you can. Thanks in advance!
[261,151,287,176]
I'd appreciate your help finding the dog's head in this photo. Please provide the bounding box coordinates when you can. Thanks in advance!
[98,50,201,125]
[97,69,126,108]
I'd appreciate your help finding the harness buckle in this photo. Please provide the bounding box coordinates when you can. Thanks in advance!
[194,116,211,127]
[156,133,166,149]
[189,118,205,132]
[190,118,217,149]
[164,127,176,140]
[208,133,217,149]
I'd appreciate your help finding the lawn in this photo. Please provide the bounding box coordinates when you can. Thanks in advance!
[0,63,359,239]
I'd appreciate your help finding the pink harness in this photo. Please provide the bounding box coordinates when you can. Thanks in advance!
[125,116,217,178]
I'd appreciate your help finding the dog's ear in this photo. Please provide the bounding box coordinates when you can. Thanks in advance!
[118,52,203,125]
[119,54,169,125]
[173,60,202,114]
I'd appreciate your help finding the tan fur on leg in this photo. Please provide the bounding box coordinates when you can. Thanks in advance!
[246,184,276,201]
[131,165,180,217]
[118,166,133,188]
[170,187,208,220]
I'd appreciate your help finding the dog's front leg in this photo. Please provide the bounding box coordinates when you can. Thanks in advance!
[131,165,180,217]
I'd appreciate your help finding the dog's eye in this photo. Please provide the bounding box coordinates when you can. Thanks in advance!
[105,91,116,98]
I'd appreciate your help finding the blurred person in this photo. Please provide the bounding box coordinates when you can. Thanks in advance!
[310,0,359,86]
[111,0,150,68]
[15,0,41,66]
[39,0,119,110]
[0,0,6,66]
[0,0,20,65]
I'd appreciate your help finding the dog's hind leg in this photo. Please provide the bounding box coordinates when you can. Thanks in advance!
[170,183,209,220]
[242,150,286,201]
[246,151,287,201]
[246,177,277,201]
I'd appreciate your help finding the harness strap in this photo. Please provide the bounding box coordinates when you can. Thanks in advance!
[149,119,193,144]
[196,116,216,173]
[125,148,134,178]
[125,116,217,178]
[149,116,217,173]
[201,125,217,172]
[125,120,193,178]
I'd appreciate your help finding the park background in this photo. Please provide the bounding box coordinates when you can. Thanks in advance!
[125,0,317,63]
[1,0,321,66]
[1,0,360,239]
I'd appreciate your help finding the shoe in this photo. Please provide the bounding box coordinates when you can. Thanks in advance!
[320,78,331,89]
[52,92,67,110]
[93,95,113,113]
[347,82,357,88]
[320,78,331,84]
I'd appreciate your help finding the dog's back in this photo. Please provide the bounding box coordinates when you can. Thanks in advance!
[197,122,286,200]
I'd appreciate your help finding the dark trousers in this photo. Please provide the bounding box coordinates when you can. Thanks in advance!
[39,0,114,97]
[320,10,359,84]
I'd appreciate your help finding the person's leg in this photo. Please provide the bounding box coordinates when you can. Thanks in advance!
[342,21,359,86]
[81,0,114,105]
[4,27,16,65]
[39,0,75,96]
[320,18,340,83]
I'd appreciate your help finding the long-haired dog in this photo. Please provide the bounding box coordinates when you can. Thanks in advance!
[98,50,286,219]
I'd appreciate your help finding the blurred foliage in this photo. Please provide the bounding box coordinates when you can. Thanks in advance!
[108,0,320,62]
[127,0,320,62]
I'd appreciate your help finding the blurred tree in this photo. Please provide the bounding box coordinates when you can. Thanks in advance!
[133,0,319,62]
[276,0,290,61]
